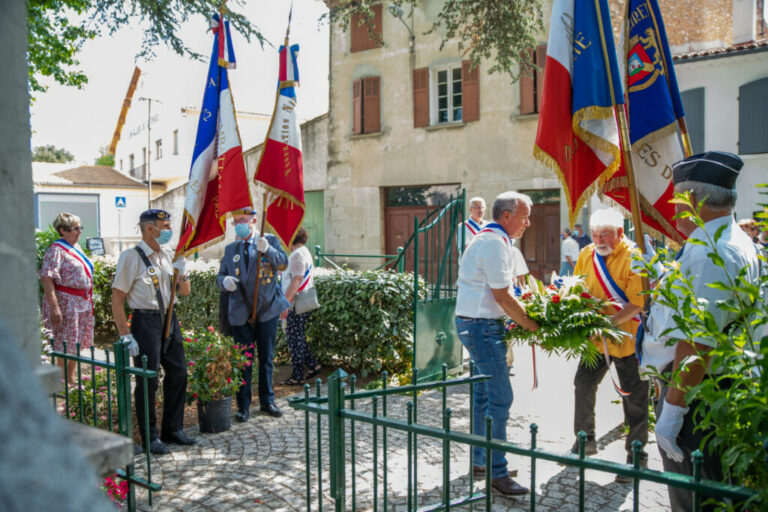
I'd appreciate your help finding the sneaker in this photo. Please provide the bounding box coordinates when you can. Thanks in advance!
[570,438,598,456]
[615,452,648,483]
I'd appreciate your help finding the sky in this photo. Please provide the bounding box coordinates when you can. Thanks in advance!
[29,0,330,165]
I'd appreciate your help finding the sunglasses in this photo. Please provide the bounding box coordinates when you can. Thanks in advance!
[65,226,84,232]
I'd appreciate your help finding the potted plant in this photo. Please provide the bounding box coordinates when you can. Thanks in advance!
[184,326,249,433]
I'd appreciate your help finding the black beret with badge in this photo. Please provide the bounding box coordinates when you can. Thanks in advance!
[672,151,743,190]
[139,209,172,222]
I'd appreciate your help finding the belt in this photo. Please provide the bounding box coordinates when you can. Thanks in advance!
[133,308,161,315]
[456,316,503,321]
[54,284,91,299]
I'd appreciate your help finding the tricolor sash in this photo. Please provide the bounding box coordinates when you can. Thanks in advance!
[53,239,93,283]
[592,249,640,322]
[464,218,482,235]
[297,265,313,292]
[477,223,511,247]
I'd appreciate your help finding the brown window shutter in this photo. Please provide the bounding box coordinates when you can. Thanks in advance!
[363,76,381,133]
[350,12,362,53]
[535,44,547,113]
[353,78,363,134]
[369,4,383,50]
[461,60,480,122]
[519,48,535,115]
[413,67,429,128]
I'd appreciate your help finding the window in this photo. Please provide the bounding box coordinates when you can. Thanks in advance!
[738,77,768,154]
[155,139,163,160]
[352,76,381,135]
[119,159,123,171]
[413,60,479,128]
[350,4,383,53]
[519,44,547,115]
[434,66,463,123]
[142,147,146,163]
[173,129,179,155]
[36,193,100,239]
[681,88,705,155]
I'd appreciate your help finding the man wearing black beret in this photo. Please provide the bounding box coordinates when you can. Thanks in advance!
[638,152,760,510]
[111,209,196,455]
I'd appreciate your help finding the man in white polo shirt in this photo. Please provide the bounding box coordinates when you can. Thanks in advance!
[455,191,540,497]
[459,196,489,253]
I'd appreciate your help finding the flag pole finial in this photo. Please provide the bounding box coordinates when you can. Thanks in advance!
[219,0,227,16]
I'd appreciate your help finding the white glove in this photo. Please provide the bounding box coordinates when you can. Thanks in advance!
[256,236,269,253]
[121,334,140,357]
[222,275,239,292]
[173,258,186,276]
[641,234,656,263]
[655,399,688,463]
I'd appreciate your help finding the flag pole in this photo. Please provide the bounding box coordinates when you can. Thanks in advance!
[247,10,293,324]
[163,217,185,340]
[593,0,651,289]
[247,193,269,324]
[643,1,693,158]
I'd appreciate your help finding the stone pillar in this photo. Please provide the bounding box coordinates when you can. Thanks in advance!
[0,0,40,365]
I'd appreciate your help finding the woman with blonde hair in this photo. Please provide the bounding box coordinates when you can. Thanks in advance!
[39,212,95,385]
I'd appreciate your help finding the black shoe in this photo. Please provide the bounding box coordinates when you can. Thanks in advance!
[491,476,529,496]
[615,452,648,483]
[260,403,283,418]
[473,466,518,478]
[570,438,598,456]
[145,438,170,455]
[161,430,197,446]
[235,410,250,422]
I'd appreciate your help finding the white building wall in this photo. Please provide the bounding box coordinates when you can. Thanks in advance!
[675,51,768,220]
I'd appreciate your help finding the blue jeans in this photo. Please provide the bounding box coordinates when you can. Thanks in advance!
[455,317,513,479]
[232,317,278,412]
[559,261,574,276]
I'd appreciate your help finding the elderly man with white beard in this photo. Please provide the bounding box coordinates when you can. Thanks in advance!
[569,208,648,482]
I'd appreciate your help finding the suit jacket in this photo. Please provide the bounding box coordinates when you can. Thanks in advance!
[217,234,289,325]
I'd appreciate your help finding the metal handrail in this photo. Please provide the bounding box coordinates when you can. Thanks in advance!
[314,245,405,272]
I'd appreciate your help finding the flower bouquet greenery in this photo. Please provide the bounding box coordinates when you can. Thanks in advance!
[184,326,249,404]
[505,273,628,366]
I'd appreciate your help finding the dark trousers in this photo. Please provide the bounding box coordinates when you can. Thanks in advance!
[656,384,724,512]
[574,353,649,454]
[285,310,318,381]
[131,310,187,443]
[232,317,278,412]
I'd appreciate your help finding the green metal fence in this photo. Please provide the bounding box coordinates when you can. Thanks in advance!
[48,339,162,511]
[288,366,759,512]
[314,245,405,272]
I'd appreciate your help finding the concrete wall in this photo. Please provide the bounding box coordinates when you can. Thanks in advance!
[325,0,560,255]
[675,51,768,220]
[1,0,40,365]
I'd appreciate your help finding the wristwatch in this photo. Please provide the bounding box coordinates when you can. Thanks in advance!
[179,275,189,282]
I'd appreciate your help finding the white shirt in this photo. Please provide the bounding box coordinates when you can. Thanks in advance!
[510,245,529,277]
[459,218,488,248]
[641,216,760,372]
[456,228,525,318]
[281,245,314,293]
[561,236,580,264]
[112,240,174,310]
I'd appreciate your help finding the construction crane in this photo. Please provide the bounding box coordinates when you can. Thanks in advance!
[108,66,142,155]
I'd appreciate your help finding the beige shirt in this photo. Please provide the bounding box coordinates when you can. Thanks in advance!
[112,240,174,310]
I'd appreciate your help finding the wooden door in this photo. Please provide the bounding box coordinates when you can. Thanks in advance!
[385,205,439,272]
[303,191,324,252]
[519,202,560,282]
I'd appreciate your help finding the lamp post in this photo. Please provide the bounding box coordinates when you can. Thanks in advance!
[138,97,160,208]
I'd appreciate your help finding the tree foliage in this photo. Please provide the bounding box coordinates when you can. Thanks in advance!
[324,0,544,82]
[31,144,75,163]
[27,0,265,95]
[95,146,115,166]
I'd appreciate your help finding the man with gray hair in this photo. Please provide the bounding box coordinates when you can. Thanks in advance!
[459,196,489,251]
[640,151,760,511]
[569,207,647,481]
[455,191,539,497]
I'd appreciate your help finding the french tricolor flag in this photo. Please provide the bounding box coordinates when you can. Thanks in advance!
[534,0,624,227]
[253,40,305,250]
[175,13,251,259]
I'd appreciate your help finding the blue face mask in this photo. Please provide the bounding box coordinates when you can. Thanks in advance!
[235,223,251,239]
[156,229,172,245]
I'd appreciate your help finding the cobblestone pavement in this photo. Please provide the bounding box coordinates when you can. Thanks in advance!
[134,352,672,511]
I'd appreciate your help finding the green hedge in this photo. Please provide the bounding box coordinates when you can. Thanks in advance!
[36,232,422,377]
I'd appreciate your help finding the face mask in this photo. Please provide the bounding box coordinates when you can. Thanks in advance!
[560,234,565,240]
[235,223,251,238]
[573,229,580,237]
[156,229,172,245]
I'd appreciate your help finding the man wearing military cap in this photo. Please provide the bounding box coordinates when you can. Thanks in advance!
[638,152,760,511]
[217,208,289,421]
[111,209,195,455]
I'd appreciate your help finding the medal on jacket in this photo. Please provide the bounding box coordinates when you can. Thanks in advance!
[233,254,241,276]
[147,266,160,287]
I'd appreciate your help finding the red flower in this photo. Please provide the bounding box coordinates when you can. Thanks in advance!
[184,337,192,342]
[521,292,533,300]
[241,380,247,386]
[207,325,215,333]
[551,295,561,304]
[188,361,195,366]
[548,284,556,290]
[244,360,252,367]
[581,292,591,298]
[192,392,198,399]
[227,377,232,383]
